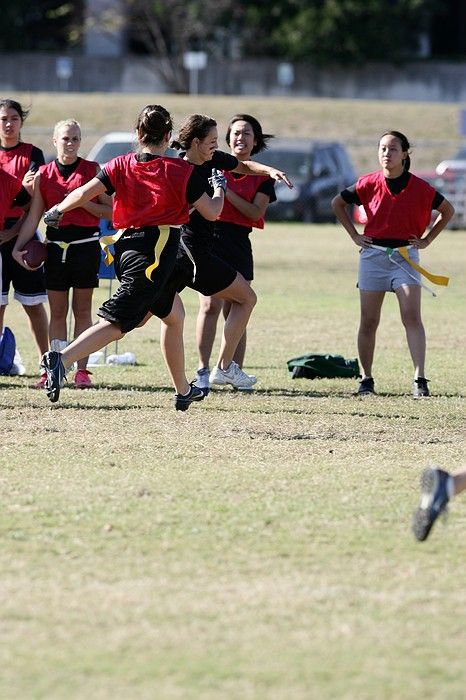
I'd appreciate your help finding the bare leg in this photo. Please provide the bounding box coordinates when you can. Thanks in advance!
[47,289,69,344]
[23,303,49,358]
[453,469,466,496]
[160,293,190,395]
[357,290,385,378]
[212,272,257,370]
[71,288,95,371]
[60,319,124,368]
[395,284,425,379]
[196,292,222,370]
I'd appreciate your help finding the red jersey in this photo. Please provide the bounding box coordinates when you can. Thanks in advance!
[0,170,22,229]
[0,142,34,219]
[356,171,435,240]
[105,154,193,229]
[39,159,100,227]
[217,172,270,229]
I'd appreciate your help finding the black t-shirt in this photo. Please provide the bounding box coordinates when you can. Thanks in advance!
[97,153,205,204]
[341,171,444,210]
[12,186,30,207]
[180,150,239,245]
[55,157,82,180]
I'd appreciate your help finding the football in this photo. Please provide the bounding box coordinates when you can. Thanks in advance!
[22,239,48,269]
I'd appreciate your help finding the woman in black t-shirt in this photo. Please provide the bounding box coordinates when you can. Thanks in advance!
[169,114,290,391]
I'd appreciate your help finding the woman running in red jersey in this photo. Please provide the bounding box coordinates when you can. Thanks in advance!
[23,105,225,410]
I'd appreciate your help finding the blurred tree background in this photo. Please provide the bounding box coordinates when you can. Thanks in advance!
[0,0,464,62]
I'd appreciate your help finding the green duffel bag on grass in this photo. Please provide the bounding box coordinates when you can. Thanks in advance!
[287,353,360,380]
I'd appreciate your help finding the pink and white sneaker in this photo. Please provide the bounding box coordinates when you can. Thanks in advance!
[74,369,93,389]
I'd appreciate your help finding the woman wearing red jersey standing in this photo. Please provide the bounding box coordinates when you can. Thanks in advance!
[17,105,225,410]
[0,98,49,381]
[332,130,454,398]
[194,114,276,393]
[13,118,112,388]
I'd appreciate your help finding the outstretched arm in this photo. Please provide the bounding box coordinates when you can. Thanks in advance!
[234,160,293,189]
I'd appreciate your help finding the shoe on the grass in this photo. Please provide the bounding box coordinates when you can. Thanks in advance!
[194,366,210,395]
[74,369,93,389]
[357,377,375,395]
[413,377,430,398]
[174,383,206,411]
[41,351,66,403]
[412,467,450,541]
[209,361,257,389]
[35,371,48,389]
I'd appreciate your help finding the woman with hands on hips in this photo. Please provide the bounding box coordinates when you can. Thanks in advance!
[331,130,454,398]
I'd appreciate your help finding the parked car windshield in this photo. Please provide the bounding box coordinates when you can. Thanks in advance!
[255,149,311,178]
[91,141,136,164]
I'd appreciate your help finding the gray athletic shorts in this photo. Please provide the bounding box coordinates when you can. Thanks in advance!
[358,246,421,292]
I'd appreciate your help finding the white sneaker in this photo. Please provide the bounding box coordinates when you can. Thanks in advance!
[209,361,257,389]
[194,367,211,395]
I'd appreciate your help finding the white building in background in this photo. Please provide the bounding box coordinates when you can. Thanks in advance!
[84,0,126,57]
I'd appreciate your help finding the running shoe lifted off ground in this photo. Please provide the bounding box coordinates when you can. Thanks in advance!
[412,467,450,541]
[41,351,66,403]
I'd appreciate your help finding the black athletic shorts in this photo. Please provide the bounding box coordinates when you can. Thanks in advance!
[97,226,180,333]
[179,235,237,296]
[45,235,101,291]
[212,226,253,281]
[147,234,239,320]
[1,228,47,306]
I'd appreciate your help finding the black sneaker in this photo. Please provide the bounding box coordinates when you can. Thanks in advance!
[413,377,430,398]
[357,377,375,395]
[174,383,206,411]
[412,467,450,541]
[41,351,66,403]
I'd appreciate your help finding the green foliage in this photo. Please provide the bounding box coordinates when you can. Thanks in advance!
[0,1,80,51]
[242,0,434,63]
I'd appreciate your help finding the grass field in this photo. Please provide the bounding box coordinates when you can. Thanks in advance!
[14,91,464,173]
[1,223,465,699]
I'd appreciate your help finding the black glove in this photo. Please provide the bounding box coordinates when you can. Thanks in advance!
[208,169,227,193]
[43,206,63,228]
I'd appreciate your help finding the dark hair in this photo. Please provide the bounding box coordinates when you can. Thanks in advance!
[136,105,173,147]
[226,114,274,155]
[380,130,411,171]
[0,98,29,123]
[171,114,217,150]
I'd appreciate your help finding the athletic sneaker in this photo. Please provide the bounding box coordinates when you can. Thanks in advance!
[194,367,210,395]
[412,467,450,541]
[74,369,93,389]
[41,351,66,403]
[413,377,430,398]
[35,372,48,389]
[174,383,206,411]
[357,377,375,395]
[209,361,257,389]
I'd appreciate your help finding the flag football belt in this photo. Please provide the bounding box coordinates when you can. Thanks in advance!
[46,234,99,263]
[369,244,449,296]
[99,226,171,281]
